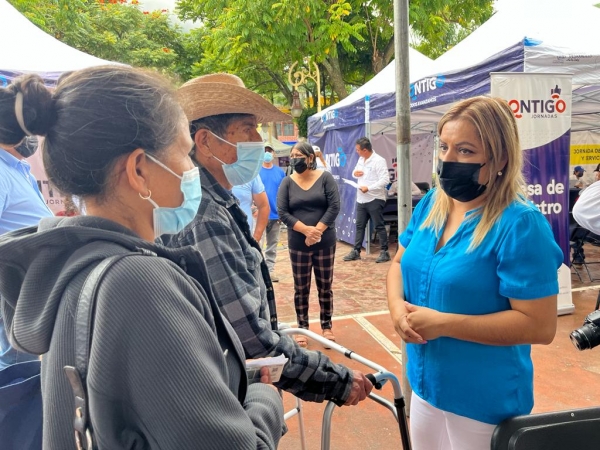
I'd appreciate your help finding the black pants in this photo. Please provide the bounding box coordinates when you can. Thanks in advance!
[354,199,387,251]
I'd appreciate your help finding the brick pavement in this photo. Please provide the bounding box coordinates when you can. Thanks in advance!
[268,230,600,449]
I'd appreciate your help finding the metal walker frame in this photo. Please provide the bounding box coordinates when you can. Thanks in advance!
[279,328,412,450]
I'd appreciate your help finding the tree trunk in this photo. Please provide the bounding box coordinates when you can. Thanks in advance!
[372,49,385,74]
[372,37,395,74]
[264,67,293,105]
[383,37,395,67]
[322,55,348,100]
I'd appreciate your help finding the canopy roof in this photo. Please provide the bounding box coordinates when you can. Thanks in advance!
[259,130,292,156]
[309,0,600,137]
[0,0,117,85]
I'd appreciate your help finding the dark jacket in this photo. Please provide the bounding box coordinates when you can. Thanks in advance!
[0,216,283,449]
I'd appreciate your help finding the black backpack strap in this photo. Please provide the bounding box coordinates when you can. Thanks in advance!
[63,252,141,450]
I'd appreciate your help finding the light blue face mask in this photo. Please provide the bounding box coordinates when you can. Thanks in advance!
[210,132,265,186]
[264,152,274,163]
[144,153,202,238]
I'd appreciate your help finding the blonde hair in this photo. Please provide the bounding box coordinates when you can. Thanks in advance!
[422,96,527,249]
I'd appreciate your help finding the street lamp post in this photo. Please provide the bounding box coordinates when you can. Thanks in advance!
[288,60,322,117]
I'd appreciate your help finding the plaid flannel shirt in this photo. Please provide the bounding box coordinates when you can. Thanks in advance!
[161,167,353,404]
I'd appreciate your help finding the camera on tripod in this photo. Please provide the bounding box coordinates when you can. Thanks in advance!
[570,310,600,350]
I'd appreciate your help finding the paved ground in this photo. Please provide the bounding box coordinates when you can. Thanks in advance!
[268,229,600,449]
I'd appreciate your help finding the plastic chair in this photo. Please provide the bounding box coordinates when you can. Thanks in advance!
[414,182,430,193]
[490,406,600,449]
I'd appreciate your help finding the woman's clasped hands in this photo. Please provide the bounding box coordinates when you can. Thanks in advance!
[393,302,450,344]
[304,226,322,246]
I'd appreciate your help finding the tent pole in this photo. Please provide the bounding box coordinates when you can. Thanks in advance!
[365,96,372,254]
[394,0,413,414]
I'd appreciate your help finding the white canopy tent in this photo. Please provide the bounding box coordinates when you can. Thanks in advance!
[0,0,117,86]
[316,47,436,119]
[309,0,600,137]
[258,130,291,157]
[0,0,119,213]
[408,0,600,133]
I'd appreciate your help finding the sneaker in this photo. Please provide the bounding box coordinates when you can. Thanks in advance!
[269,273,279,282]
[376,250,391,263]
[343,249,361,261]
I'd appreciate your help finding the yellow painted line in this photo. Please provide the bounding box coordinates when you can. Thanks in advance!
[301,310,403,363]
[353,315,403,365]
[572,284,600,292]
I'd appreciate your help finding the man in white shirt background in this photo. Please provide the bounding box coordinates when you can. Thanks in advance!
[343,137,391,263]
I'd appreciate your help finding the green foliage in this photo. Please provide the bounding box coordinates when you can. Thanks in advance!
[177,0,367,100]
[176,0,493,104]
[8,0,495,106]
[409,0,494,59]
[296,106,318,139]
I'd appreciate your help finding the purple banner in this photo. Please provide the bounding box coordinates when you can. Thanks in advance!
[308,101,365,138]
[0,70,60,88]
[523,131,571,265]
[312,125,366,245]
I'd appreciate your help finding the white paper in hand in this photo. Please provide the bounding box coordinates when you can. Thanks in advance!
[245,354,289,383]
[342,178,359,189]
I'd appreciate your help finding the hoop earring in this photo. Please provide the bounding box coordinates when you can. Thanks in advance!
[139,190,152,200]
[497,171,503,176]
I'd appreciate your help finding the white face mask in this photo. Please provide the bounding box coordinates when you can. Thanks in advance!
[210,132,264,186]
[144,154,202,238]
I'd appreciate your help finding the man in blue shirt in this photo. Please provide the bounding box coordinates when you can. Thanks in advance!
[0,138,53,369]
[259,145,286,282]
[231,175,269,241]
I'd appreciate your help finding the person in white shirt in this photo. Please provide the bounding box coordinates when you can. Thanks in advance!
[573,180,600,234]
[388,180,423,196]
[343,137,391,263]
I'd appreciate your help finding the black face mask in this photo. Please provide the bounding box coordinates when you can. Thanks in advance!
[14,136,39,158]
[437,160,487,202]
[290,157,308,174]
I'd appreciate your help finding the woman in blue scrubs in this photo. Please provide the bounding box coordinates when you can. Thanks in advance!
[387,96,563,450]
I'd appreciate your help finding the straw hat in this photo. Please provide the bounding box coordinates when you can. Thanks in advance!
[178,73,290,124]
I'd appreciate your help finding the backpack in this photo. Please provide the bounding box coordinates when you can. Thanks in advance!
[64,252,145,450]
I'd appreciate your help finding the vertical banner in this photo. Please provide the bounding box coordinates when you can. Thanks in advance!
[28,149,64,214]
[491,73,574,315]
[312,125,366,246]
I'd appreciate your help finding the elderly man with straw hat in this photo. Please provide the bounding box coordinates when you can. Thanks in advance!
[160,74,372,406]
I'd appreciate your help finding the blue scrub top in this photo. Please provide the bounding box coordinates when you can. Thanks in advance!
[400,189,563,424]
[231,176,265,230]
[0,150,52,235]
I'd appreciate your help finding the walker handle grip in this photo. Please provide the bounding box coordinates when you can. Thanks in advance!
[366,373,387,390]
